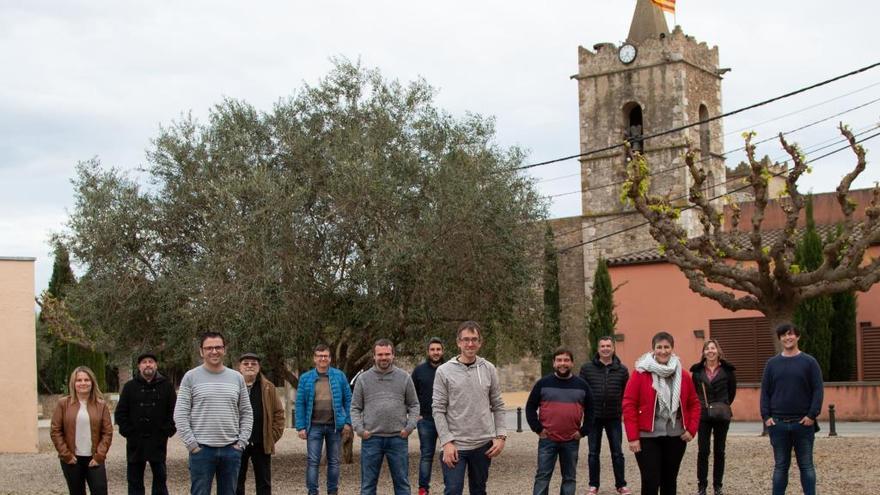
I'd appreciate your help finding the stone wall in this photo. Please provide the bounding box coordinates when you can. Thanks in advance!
[497,355,541,393]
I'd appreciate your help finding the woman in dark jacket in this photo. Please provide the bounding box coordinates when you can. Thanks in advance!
[690,339,736,495]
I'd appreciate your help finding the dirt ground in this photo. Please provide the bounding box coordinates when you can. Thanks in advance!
[0,428,875,494]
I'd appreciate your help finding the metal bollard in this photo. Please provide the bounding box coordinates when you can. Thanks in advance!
[828,404,838,437]
[517,407,523,433]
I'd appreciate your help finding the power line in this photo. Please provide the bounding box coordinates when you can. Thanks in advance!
[541,107,880,201]
[557,130,880,254]
[724,80,880,137]
[545,121,879,239]
[537,86,880,186]
[517,61,880,171]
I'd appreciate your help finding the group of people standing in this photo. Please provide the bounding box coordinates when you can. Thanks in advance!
[48,321,823,495]
[292,321,506,495]
[524,324,822,495]
[523,332,712,495]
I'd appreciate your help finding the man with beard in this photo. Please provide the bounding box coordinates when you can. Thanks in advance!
[236,353,285,495]
[411,337,444,495]
[115,352,177,495]
[351,339,420,495]
[526,347,594,495]
[579,336,632,494]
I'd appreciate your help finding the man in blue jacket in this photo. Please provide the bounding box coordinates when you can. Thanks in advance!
[295,344,352,495]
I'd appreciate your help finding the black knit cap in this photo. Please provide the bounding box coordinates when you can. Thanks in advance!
[136,351,158,364]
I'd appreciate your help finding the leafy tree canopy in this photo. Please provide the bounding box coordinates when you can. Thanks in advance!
[60,58,546,383]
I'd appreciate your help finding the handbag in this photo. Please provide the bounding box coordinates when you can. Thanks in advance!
[701,381,732,421]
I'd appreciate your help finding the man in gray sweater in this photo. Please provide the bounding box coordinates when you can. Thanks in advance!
[351,338,420,495]
[174,331,253,495]
[432,321,506,495]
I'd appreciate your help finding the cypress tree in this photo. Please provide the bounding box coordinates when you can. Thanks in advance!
[827,225,857,381]
[587,258,617,355]
[542,225,561,375]
[793,195,833,379]
[47,242,77,299]
[40,241,108,392]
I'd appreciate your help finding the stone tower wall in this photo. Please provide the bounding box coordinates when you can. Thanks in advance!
[560,25,726,356]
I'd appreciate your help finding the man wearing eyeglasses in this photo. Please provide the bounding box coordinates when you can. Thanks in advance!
[432,321,506,495]
[236,353,285,495]
[295,344,353,495]
[174,331,254,495]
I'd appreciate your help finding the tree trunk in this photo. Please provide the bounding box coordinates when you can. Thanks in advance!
[116,358,133,390]
[342,434,354,464]
[764,312,794,353]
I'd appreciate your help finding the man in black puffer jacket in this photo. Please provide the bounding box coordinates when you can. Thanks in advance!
[578,336,631,495]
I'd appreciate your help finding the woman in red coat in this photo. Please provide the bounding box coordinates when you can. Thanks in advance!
[622,332,701,495]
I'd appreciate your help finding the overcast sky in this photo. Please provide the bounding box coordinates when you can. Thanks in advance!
[2,0,879,294]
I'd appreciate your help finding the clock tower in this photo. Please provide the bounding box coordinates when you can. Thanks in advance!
[558,0,728,357]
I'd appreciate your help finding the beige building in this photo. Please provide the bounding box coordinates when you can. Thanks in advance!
[0,257,39,453]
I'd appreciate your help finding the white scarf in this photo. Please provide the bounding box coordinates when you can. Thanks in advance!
[635,352,682,420]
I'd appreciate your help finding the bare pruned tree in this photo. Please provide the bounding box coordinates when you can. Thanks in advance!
[622,124,880,340]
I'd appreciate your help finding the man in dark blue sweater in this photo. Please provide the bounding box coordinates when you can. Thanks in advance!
[760,322,824,495]
[411,337,445,495]
[526,347,593,495]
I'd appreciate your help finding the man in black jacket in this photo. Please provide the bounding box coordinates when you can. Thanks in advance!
[578,336,631,495]
[411,337,444,495]
[115,352,177,495]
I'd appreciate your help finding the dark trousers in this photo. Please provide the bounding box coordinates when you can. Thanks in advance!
[127,460,168,495]
[587,417,627,489]
[60,456,108,495]
[441,441,493,495]
[236,444,272,495]
[696,417,730,491]
[634,436,687,495]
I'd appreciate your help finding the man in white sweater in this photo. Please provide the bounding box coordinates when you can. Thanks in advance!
[432,321,506,495]
[174,331,253,495]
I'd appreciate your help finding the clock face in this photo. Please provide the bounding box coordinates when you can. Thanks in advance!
[619,44,637,64]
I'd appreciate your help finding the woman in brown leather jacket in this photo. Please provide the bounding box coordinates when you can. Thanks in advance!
[50,366,113,495]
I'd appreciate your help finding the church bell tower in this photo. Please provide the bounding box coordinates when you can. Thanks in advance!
[563,0,727,356]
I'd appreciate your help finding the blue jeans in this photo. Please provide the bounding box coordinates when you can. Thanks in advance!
[441,441,492,495]
[533,437,579,495]
[417,419,438,491]
[588,418,627,489]
[768,419,816,495]
[188,445,242,495]
[306,424,341,495]
[360,435,410,495]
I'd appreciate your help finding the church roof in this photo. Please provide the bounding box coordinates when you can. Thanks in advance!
[627,0,670,44]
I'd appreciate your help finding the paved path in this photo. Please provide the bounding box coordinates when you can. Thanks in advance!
[498,410,880,437]
[39,415,880,438]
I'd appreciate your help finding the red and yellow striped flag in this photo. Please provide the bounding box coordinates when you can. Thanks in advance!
[651,0,675,13]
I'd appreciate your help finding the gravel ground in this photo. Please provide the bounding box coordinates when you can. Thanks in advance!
[0,427,875,494]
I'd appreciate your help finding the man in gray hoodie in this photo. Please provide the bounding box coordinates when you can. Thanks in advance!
[432,321,506,495]
[351,339,420,495]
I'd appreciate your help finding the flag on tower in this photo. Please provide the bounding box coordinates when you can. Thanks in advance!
[651,0,675,14]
